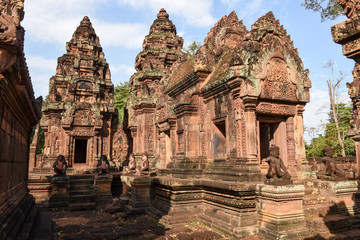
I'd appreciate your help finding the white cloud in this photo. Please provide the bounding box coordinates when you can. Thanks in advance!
[22,0,147,49]
[23,0,96,45]
[26,56,56,97]
[111,63,136,76]
[221,0,264,17]
[93,21,147,49]
[26,55,57,71]
[117,0,216,27]
[30,73,52,98]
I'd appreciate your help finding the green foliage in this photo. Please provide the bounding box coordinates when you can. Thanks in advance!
[184,41,201,55]
[38,128,45,153]
[306,102,355,157]
[29,126,45,154]
[114,81,130,124]
[301,0,344,21]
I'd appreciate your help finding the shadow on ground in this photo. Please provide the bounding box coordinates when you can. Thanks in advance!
[304,195,360,240]
[50,206,226,240]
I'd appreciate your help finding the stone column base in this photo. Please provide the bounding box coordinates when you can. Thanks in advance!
[120,175,151,216]
[94,174,113,205]
[257,184,310,240]
[48,175,69,208]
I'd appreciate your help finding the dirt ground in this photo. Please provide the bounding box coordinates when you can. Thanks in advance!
[51,206,232,240]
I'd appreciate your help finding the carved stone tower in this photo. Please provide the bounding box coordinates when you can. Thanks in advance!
[39,16,117,172]
[127,8,184,166]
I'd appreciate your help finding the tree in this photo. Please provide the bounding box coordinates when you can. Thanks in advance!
[306,102,355,157]
[184,41,201,55]
[325,60,346,156]
[301,0,344,21]
[114,81,130,124]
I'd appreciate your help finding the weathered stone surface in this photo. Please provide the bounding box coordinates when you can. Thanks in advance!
[130,9,312,239]
[149,176,258,239]
[128,10,311,183]
[120,175,152,216]
[0,1,41,238]
[35,16,118,173]
[127,8,184,169]
[94,174,113,204]
[332,0,360,175]
[257,184,310,239]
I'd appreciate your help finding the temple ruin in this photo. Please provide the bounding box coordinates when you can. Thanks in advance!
[333,0,360,176]
[1,1,360,239]
[127,8,185,168]
[122,9,360,239]
[36,17,118,173]
[0,0,41,238]
[128,10,311,181]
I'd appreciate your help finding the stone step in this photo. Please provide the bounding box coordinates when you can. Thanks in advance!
[70,179,93,185]
[70,184,93,191]
[69,194,95,203]
[69,174,94,180]
[68,202,96,211]
[69,189,93,196]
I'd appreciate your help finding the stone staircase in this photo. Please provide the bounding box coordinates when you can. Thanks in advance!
[68,175,96,211]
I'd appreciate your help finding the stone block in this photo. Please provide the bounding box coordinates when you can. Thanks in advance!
[94,174,113,204]
[120,175,152,216]
[48,175,69,208]
[257,184,310,239]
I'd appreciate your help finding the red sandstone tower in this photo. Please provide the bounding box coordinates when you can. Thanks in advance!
[39,17,117,172]
[127,9,184,167]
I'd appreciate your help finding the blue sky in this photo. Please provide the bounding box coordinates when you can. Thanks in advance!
[22,0,353,142]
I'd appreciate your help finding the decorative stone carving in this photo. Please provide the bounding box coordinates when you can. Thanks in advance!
[36,16,117,172]
[319,145,346,180]
[262,144,292,184]
[127,8,184,166]
[0,0,24,81]
[337,0,360,18]
[332,1,360,176]
[53,155,67,175]
[0,1,41,238]
[136,152,149,175]
[124,153,136,174]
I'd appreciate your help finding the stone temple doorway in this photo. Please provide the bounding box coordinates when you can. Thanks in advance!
[258,118,287,166]
[74,139,87,163]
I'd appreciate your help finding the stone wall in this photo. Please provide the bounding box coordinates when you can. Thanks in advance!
[0,0,41,238]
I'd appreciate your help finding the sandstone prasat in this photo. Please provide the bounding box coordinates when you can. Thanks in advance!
[1,1,360,239]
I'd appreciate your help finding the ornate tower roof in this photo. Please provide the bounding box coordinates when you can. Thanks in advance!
[42,16,114,117]
[134,8,184,73]
[128,8,184,112]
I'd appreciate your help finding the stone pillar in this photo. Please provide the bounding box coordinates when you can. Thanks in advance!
[295,105,316,179]
[94,174,113,205]
[130,127,138,153]
[257,184,309,239]
[48,175,69,208]
[332,3,360,178]
[243,96,258,164]
[286,116,297,173]
[120,175,152,216]
[29,124,40,171]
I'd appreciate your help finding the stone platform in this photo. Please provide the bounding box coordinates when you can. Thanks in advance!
[29,174,114,210]
[149,177,259,239]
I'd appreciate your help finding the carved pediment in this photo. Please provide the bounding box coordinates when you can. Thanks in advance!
[260,57,296,101]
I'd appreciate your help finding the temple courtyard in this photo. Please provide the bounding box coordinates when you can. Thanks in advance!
[30,206,230,240]
[3,0,360,240]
